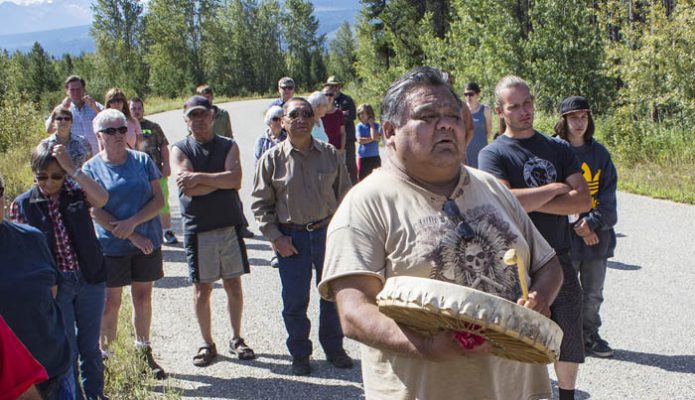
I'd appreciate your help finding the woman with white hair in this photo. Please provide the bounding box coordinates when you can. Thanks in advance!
[307,91,330,142]
[253,105,287,164]
[82,108,167,380]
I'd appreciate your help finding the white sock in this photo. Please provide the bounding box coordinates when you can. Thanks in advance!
[135,340,151,350]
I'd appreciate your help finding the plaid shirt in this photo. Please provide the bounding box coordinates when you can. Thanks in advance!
[10,181,81,272]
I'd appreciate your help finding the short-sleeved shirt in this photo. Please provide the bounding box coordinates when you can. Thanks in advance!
[41,133,92,168]
[0,221,71,379]
[319,166,554,400]
[321,108,345,149]
[478,131,582,252]
[0,315,48,399]
[82,150,163,256]
[63,102,104,155]
[212,106,233,138]
[356,122,381,158]
[136,119,169,172]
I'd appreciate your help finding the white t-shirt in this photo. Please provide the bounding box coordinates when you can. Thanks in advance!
[319,166,555,400]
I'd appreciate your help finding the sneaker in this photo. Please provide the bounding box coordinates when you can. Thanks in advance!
[240,227,255,239]
[291,356,311,376]
[326,349,354,369]
[587,334,614,358]
[163,230,178,245]
[141,346,167,380]
[270,256,279,269]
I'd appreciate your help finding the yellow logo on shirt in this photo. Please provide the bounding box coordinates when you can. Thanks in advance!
[581,162,600,208]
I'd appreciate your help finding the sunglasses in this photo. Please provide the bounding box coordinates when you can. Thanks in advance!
[280,86,294,90]
[100,126,128,135]
[323,93,335,97]
[36,173,66,181]
[442,199,475,240]
[55,117,72,121]
[271,117,282,122]
[285,109,314,120]
[463,92,476,97]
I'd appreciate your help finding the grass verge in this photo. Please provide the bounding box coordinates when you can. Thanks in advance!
[103,293,181,399]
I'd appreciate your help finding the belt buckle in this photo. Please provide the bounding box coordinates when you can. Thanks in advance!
[306,222,316,232]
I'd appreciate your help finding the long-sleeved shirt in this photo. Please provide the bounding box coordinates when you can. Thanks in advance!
[251,138,352,242]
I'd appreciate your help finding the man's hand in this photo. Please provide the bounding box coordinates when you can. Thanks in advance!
[574,218,592,237]
[110,218,137,239]
[272,235,298,257]
[52,144,77,176]
[83,95,98,111]
[129,232,154,255]
[176,171,199,191]
[420,330,492,361]
[582,232,599,246]
[517,290,552,317]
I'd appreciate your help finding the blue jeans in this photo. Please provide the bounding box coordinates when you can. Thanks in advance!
[572,258,607,342]
[56,271,106,399]
[276,226,344,358]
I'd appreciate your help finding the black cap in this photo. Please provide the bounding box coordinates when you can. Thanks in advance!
[183,95,212,116]
[559,96,591,116]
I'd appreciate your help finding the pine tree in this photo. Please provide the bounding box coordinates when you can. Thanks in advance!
[327,22,356,83]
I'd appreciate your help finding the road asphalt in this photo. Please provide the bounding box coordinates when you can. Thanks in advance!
[146,99,695,400]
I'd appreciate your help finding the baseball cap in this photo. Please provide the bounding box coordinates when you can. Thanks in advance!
[559,96,591,116]
[183,95,212,116]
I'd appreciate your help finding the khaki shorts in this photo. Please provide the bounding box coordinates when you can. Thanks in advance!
[184,226,249,283]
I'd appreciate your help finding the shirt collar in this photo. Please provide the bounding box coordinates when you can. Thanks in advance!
[280,137,322,157]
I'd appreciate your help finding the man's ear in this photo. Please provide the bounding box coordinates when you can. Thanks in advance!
[382,121,395,139]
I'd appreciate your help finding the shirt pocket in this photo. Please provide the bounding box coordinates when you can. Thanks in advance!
[317,169,337,200]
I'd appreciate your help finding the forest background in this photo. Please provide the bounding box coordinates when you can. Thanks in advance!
[1,0,694,204]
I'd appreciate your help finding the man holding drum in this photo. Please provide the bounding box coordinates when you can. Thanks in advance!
[319,67,564,399]
[478,76,592,400]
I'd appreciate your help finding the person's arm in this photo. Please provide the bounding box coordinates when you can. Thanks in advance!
[339,124,347,151]
[225,113,233,138]
[160,145,171,178]
[90,207,155,254]
[52,145,108,208]
[484,106,493,141]
[584,152,618,231]
[108,179,163,239]
[331,275,490,361]
[536,172,592,215]
[504,180,572,213]
[334,153,353,201]
[250,156,282,242]
[17,385,43,400]
[174,142,242,196]
[370,121,381,141]
[518,256,564,317]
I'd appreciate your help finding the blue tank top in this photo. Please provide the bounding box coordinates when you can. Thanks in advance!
[466,104,488,168]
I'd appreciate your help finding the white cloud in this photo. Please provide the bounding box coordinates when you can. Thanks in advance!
[0,0,54,5]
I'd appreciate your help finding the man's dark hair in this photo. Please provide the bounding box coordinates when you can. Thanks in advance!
[464,82,481,94]
[554,113,595,143]
[129,96,144,107]
[31,142,59,174]
[282,97,314,114]
[381,67,462,128]
[64,75,86,89]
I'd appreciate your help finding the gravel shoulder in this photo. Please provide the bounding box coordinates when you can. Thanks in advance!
[146,99,695,400]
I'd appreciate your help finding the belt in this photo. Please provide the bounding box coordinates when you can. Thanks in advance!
[279,216,332,232]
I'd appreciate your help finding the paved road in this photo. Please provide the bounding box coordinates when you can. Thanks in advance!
[147,99,695,399]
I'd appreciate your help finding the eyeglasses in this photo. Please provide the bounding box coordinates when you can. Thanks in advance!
[463,92,476,97]
[36,173,65,181]
[323,93,335,97]
[55,117,72,122]
[100,126,128,135]
[442,199,475,240]
[271,117,282,122]
[280,86,294,90]
[285,109,314,120]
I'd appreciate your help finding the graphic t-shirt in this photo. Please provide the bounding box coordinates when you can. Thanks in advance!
[83,150,163,255]
[356,122,381,158]
[478,131,582,252]
[136,119,169,172]
[319,166,555,400]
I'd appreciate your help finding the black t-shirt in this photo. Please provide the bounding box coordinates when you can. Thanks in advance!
[478,131,582,252]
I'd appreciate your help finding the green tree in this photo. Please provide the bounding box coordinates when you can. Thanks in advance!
[327,21,356,83]
[91,0,149,96]
[282,0,324,89]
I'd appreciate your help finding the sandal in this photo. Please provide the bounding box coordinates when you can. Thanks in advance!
[193,343,217,367]
[230,337,256,360]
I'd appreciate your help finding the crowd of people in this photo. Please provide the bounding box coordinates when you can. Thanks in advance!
[0,67,617,400]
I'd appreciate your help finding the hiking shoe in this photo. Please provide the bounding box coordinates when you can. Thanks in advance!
[587,334,614,358]
[326,349,354,369]
[163,230,178,245]
[240,227,255,239]
[291,356,311,376]
[141,346,167,380]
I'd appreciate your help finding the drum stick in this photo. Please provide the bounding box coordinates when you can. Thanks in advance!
[503,249,529,301]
